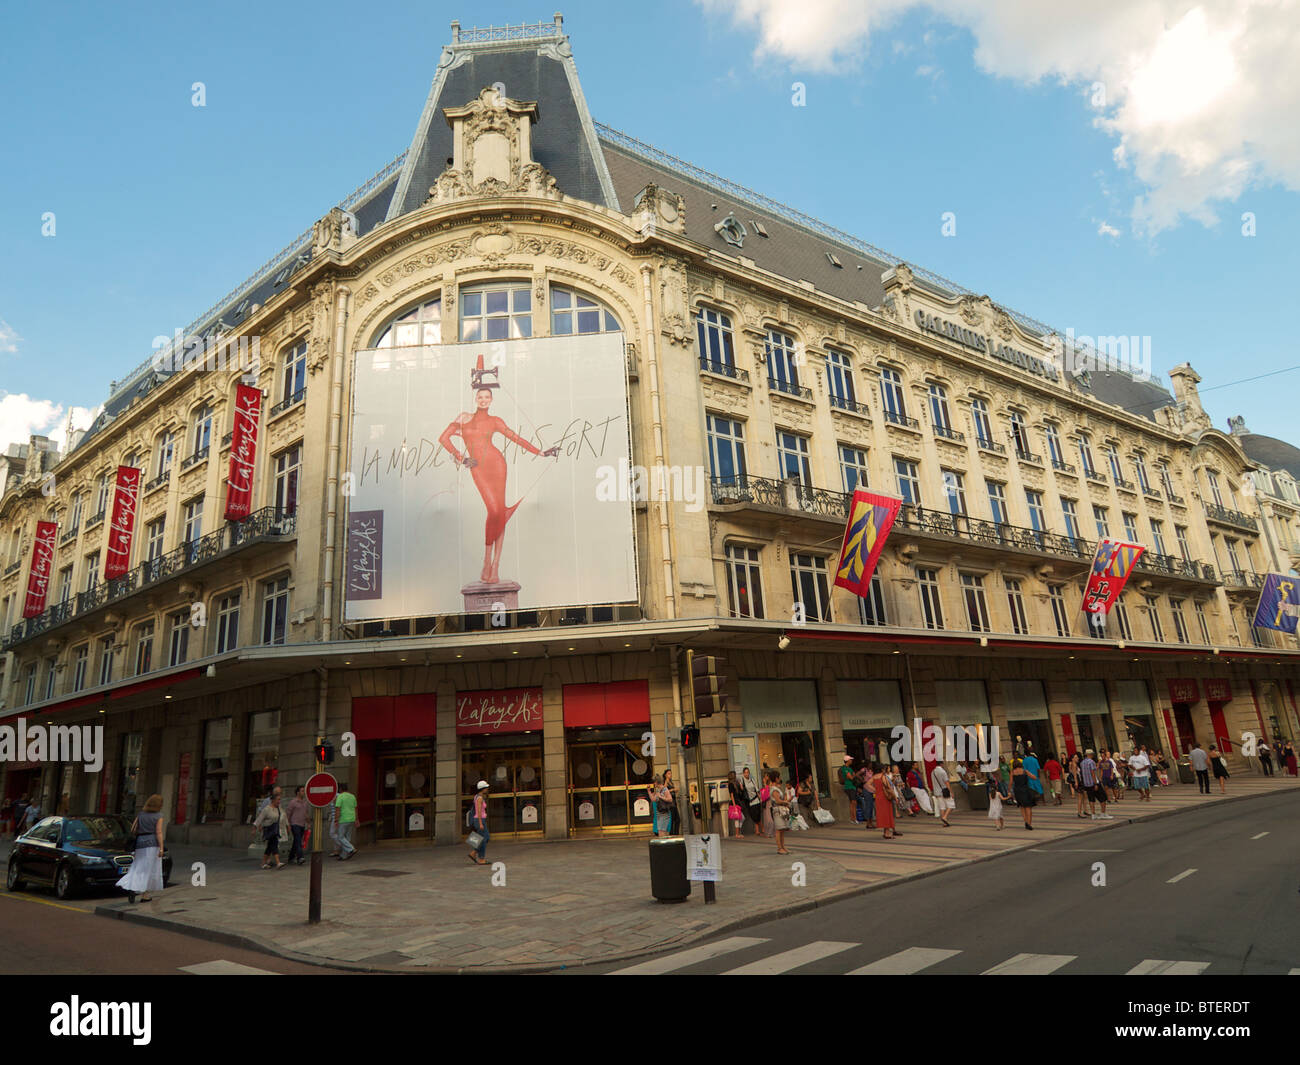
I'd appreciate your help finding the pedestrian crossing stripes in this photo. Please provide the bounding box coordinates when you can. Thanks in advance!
[848,947,962,975]
[179,960,278,975]
[609,937,768,975]
[981,953,1076,975]
[1166,868,1198,883]
[1126,959,1210,975]
[721,940,857,975]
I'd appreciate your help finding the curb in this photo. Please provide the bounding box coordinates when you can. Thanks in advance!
[92,785,1299,974]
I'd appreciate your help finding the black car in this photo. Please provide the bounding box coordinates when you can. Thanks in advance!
[5,814,173,900]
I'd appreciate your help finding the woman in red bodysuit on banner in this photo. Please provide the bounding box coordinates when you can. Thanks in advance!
[439,355,559,584]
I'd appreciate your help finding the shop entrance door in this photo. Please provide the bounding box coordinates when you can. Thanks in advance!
[460,744,544,839]
[375,746,434,843]
[1076,714,1117,755]
[1006,720,1055,761]
[567,739,655,835]
[1171,704,1197,755]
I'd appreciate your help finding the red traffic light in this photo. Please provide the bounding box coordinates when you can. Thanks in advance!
[680,725,701,749]
[314,740,334,765]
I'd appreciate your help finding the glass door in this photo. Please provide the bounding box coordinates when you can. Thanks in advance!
[567,740,655,834]
[460,744,544,838]
[376,749,433,842]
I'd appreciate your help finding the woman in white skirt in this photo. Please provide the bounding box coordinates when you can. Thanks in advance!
[986,774,1006,830]
[117,793,166,903]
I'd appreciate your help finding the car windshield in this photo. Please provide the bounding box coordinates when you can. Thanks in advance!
[62,817,131,847]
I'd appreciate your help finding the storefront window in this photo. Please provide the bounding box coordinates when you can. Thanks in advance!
[566,729,654,833]
[378,744,434,841]
[738,679,826,791]
[244,710,280,822]
[460,737,543,837]
[118,733,143,818]
[1002,680,1055,759]
[198,718,232,823]
[839,680,906,770]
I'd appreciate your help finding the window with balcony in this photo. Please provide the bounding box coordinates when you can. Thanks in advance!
[460,284,531,341]
[277,341,308,411]
[1134,453,1151,492]
[789,553,831,622]
[144,518,165,578]
[97,637,114,686]
[1225,538,1242,572]
[190,403,213,460]
[551,285,620,334]
[1122,512,1139,542]
[133,620,155,676]
[261,576,290,645]
[765,330,800,394]
[1062,499,1080,541]
[1144,596,1164,641]
[880,368,906,420]
[376,297,442,347]
[1025,490,1046,532]
[84,550,100,593]
[1150,519,1167,556]
[1195,602,1211,644]
[1175,525,1192,564]
[986,480,1008,524]
[895,458,921,507]
[1207,468,1224,507]
[274,445,301,518]
[168,609,190,666]
[1009,411,1031,458]
[942,469,966,516]
[1169,598,1189,643]
[695,307,736,374]
[827,349,856,407]
[1113,599,1132,640]
[839,446,869,493]
[43,657,57,700]
[57,565,73,606]
[23,663,37,705]
[1078,433,1097,476]
[776,431,811,484]
[961,573,991,633]
[72,645,88,693]
[1045,422,1063,466]
[1005,578,1029,635]
[858,573,887,626]
[1105,444,1123,483]
[69,492,83,532]
[183,496,204,558]
[94,472,111,517]
[1093,505,1109,539]
[725,544,764,619]
[707,415,747,490]
[917,567,944,630]
[1160,462,1177,499]
[971,398,994,446]
[215,591,240,654]
[928,383,951,431]
[1048,586,1071,637]
[154,430,175,481]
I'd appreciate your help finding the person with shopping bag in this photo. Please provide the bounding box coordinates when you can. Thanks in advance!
[740,766,762,837]
[468,780,490,865]
[907,764,933,815]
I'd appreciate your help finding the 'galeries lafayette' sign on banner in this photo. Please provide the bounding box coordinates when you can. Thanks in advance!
[455,688,544,735]
[225,383,262,520]
[22,521,58,618]
[914,310,1060,381]
[104,465,142,580]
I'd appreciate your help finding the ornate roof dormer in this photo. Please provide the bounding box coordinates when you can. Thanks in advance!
[425,87,560,204]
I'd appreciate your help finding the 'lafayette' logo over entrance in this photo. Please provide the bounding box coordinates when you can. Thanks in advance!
[914,310,1059,381]
[456,688,544,734]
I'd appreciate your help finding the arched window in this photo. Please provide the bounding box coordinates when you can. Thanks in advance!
[551,285,620,335]
[375,298,443,348]
[695,306,735,371]
[460,283,531,341]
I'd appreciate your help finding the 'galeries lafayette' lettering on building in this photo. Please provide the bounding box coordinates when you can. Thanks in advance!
[914,310,1059,381]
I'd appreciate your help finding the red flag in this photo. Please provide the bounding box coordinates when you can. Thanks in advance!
[834,489,902,597]
[21,521,58,618]
[1080,538,1145,623]
[225,384,262,520]
[104,465,142,580]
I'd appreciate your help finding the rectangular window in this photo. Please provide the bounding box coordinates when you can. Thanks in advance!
[192,403,213,456]
[1093,505,1109,539]
[1144,596,1164,641]
[146,517,165,561]
[706,414,747,489]
[1122,512,1139,542]
[1005,578,1028,635]
[917,567,944,630]
[725,544,764,619]
[943,469,966,515]
[133,621,155,676]
[857,574,887,626]
[1134,454,1150,491]
[695,307,735,370]
[94,472,111,516]
[1225,538,1242,571]
[1195,602,1211,644]
[168,609,190,666]
[69,492,83,530]
[971,399,993,445]
[776,431,811,484]
[894,459,921,507]
[98,637,115,686]
[1106,444,1123,482]
[789,554,831,622]
[880,368,906,418]
[460,285,532,342]
[243,710,281,825]
[1150,519,1167,556]
[961,573,990,633]
[928,383,951,430]
[261,576,290,645]
[765,330,800,392]
[43,657,57,700]
[281,340,308,401]
[1045,423,1063,465]
[155,430,175,479]
[1113,599,1132,640]
[198,717,232,823]
[1160,462,1176,498]
[826,349,855,405]
[85,550,100,592]
[184,496,204,545]
[1009,412,1030,458]
[1078,435,1096,476]
[1025,490,1046,531]
[215,592,240,654]
[1048,586,1071,637]
[1169,598,1189,643]
[1207,469,1224,507]
[23,663,37,705]
[72,645,88,693]
[273,445,301,518]
[1062,499,1080,541]
[986,480,1008,524]
[57,565,74,605]
[839,446,869,493]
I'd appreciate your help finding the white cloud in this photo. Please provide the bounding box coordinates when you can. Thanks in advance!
[0,319,20,354]
[0,395,100,455]
[698,0,1300,233]
[1098,221,1122,238]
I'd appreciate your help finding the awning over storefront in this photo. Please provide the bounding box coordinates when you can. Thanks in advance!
[739,679,820,732]
[933,680,991,724]
[1001,679,1049,720]
[839,680,905,731]
[1116,680,1154,716]
[562,681,650,728]
[1069,679,1109,717]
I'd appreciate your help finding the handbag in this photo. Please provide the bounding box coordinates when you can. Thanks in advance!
[656,798,674,812]
[901,786,915,801]
[941,786,952,799]
[467,830,484,851]
[727,803,743,821]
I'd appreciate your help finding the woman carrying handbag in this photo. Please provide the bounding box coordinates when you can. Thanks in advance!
[117,794,166,903]
[726,770,746,839]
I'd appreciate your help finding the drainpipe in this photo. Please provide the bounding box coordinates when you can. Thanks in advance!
[640,266,676,620]
[321,286,351,642]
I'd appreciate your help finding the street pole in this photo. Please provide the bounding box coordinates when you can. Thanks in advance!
[685,649,716,904]
[308,741,323,924]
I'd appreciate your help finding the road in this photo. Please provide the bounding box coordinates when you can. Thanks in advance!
[581,790,1300,975]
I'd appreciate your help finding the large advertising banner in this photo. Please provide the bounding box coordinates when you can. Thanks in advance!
[224,383,262,521]
[345,333,636,619]
[104,465,142,580]
[22,520,58,618]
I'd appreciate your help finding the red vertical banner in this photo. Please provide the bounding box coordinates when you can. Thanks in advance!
[104,465,142,579]
[1161,708,1180,758]
[21,520,58,617]
[175,752,192,825]
[1060,714,1077,758]
[225,384,262,520]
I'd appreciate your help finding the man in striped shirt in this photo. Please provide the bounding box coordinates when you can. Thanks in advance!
[1079,750,1112,820]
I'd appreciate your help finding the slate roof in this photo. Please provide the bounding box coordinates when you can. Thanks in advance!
[1238,432,1300,479]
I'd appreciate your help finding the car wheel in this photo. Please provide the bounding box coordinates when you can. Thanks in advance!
[5,861,24,892]
[54,864,76,900]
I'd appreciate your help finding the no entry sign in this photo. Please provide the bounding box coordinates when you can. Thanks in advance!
[306,772,338,808]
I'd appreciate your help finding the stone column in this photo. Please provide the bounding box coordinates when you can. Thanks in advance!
[542,672,567,840]
[434,679,458,845]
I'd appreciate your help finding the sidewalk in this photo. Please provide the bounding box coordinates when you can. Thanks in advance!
[94,775,1300,973]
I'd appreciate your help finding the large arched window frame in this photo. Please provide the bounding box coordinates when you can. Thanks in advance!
[460,282,531,341]
[551,285,620,335]
[374,298,443,348]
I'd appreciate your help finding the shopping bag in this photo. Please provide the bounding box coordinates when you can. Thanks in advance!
[728,804,743,821]
[302,828,311,850]
[467,831,484,851]
[812,808,834,825]
[792,814,810,831]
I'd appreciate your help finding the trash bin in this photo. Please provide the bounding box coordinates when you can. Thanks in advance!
[1177,759,1194,784]
[965,783,990,811]
[648,836,690,903]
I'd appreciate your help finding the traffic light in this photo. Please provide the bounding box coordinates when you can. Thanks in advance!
[691,654,727,718]
[314,739,334,765]
[680,725,700,749]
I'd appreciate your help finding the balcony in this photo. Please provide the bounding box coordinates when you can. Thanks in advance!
[1084,468,1107,485]
[221,431,233,448]
[975,436,1005,455]
[698,356,750,384]
[883,410,920,430]
[144,470,171,494]
[830,395,871,417]
[1,507,297,652]
[933,424,965,443]
[1141,485,1162,501]
[85,509,106,530]
[1112,476,1135,491]
[181,446,210,470]
[1221,569,1265,591]
[709,476,849,519]
[1205,502,1258,532]
[1134,552,1218,583]
[59,525,80,546]
[768,378,813,402]
[1051,459,1076,475]
[1165,491,1185,505]
[1015,448,1043,465]
[269,388,306,418]
[4,560,21,578]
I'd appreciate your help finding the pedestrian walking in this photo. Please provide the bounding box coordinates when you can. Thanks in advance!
[11,796,28,838]
[468,779,490,865]
[117,794,166,903]
[1023,750,1044,810]
[860,763,877,827]
[1189,742,1211,794]
[1043,753,1063,805]
[647,774,665,836]
[931,762,954,827]
[726,770,746,839]
[1079,749,1111,819]
[1209,745,1230,794]
[252,791,288,869]
[1128,747,1152,801]
[326,794,340,856]
[839,754,862,823]
[1099,748,1119,803]
[661,769,679,834]
[334,781,358,860]
[1012,757,1037,829]
[999,756,1014,805]
[1258,740,1274,776]
[767,771,792,854]
[873,763,898,840]
[987,772,1006,830]
[285,785,310,865]
[20,799,42,833]
[1281,740,1298,777]
[740,767,762,837]
[907,764,933,815]
[759,777,775,837]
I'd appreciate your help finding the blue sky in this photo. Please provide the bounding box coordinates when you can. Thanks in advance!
[2,0,1298,450]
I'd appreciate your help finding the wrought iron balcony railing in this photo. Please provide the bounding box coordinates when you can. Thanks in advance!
[1205,502,1258,531]
[144,470,171,494]
[698,356,750,383]
[1135,552,1218,582]
[708,476,848,518]
[4,560,22,577]
[59,525,80,546]
[883,410,920,430]
[1142,486,1162,500]
[85,509,106,530]
[1051,459,1076,474]
[1113,476,1135,490]
[975,436,1005,454]
[269,388,307,418]
[933,424,965,443]
[1084,468,1106,484]
[181,446,210,470]
[1166,492,1185,505]
[1015,448,1043,464]
[0,507,297,652]
[1221,569,1265,590]
[768,378,813,401]
[830,395,871,416]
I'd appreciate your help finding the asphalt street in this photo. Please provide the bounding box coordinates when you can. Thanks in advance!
[579,790,1300,975]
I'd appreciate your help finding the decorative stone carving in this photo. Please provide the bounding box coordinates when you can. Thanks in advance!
[307,283,332,374]
[355,283,381,311]
[311,207,359,257]
[658,258,692,347]
[714,212,747,247]
[632,184,686,235]
[469,222,515,266]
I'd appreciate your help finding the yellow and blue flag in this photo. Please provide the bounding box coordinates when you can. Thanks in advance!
[835,490,901,598]
[1253,572,1300,634]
